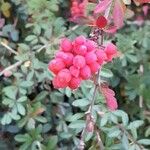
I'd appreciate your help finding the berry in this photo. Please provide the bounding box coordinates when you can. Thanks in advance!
[85,40,96,52]
[85,52,97,64]
[75,35,86,45]
[52,76,68,88]
[56,52,73,67]
[96,16,107,29]
[80,65,91,80]
[73,55,86,68]
[89,61,100,73]
[74,45,87,55]
[57,69,72,83]
[69,66,80,77]
[48,58,65,74]
[69,77,81,89]
[96,49,107,64]
[105,43,117,61]
[60,38,72,52]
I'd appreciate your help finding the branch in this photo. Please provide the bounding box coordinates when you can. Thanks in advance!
[0,41,18,55]
[0,61,22,76]
[96,129,104,150]
[117,124,144,150]
[139,64,144,108]
[79,29,104,150]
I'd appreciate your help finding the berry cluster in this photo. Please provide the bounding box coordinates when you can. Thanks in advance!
[70,0,87,21]
[48,36,117,90]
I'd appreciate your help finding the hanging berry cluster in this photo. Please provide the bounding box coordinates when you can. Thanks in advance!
[48,35,117,90]
[70,0,88,21]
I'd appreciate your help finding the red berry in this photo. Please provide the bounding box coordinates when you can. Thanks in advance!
[55,51,67,59]
[104,43,117,62]
[56,51,73,67]
[69,77,81,89]
[73,55,86,68]
[69,66,80,77]
[53,76,68,88]
[48,58,65,74]
[80,65,91,80]
[89,61,100,73]
[85,52,97,64]
[74,45,87,55]
[57,69,72,83]
[96,16,107,29]
[96,49,107,65]
[60,38,72,52]
[85,40,96,52]
[75,36,86,45]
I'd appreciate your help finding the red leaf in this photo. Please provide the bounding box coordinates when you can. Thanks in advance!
[112,0,126,29]
[101,85,118,111]
[94,0,111,14]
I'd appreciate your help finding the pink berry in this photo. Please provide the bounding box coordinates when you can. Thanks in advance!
[74,45,87,55]
[48,58,65,74]
[56,51,73,67]
[89,62,100,73]
[104,43,117,61]
[3,70,12,77]
[73,55,86,68]
[75,36,86,45]
[69,66,80,77]
[60,38,72,52]
[96,49,107,65]
[85,40,96,52]
[80,65,91,80]
[65,52,74,66]
[57,69,72,83]
[53,76,68,88]
[85,52,97,64]
[69,77,81,89]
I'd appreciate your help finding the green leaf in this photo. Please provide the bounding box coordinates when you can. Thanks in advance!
[3,86,18,99]
[47,136,58,150]
[113,110,129,126]
[17,103,26,115]
[100,114,108,127]
[66,113,84,122]
[128,120,144,129]
[18,96,27,102]
[126,54,139,63]
[25,35,37,41]
[65,87,72,98]
[108,128,121,138]
[20,81,34,88]
[100,68,113,78]
[122,133,129,150]
[1,113,12,125]
[137,139,150,145]
[15,134,31,142]
[27,118,35,130]
[34,91,48,101]
[72,99,90,107]
[68,120,85,129]
[35,116,47,123]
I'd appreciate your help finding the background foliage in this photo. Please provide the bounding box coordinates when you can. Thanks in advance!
[0,0,150,149]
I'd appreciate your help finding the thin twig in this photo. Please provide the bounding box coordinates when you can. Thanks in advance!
[0,41,18,55]
[117,124,144,150]
[139,65,144,108]
[0,61,22,76]
[79,29,104,150]
[96,129,104,150]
